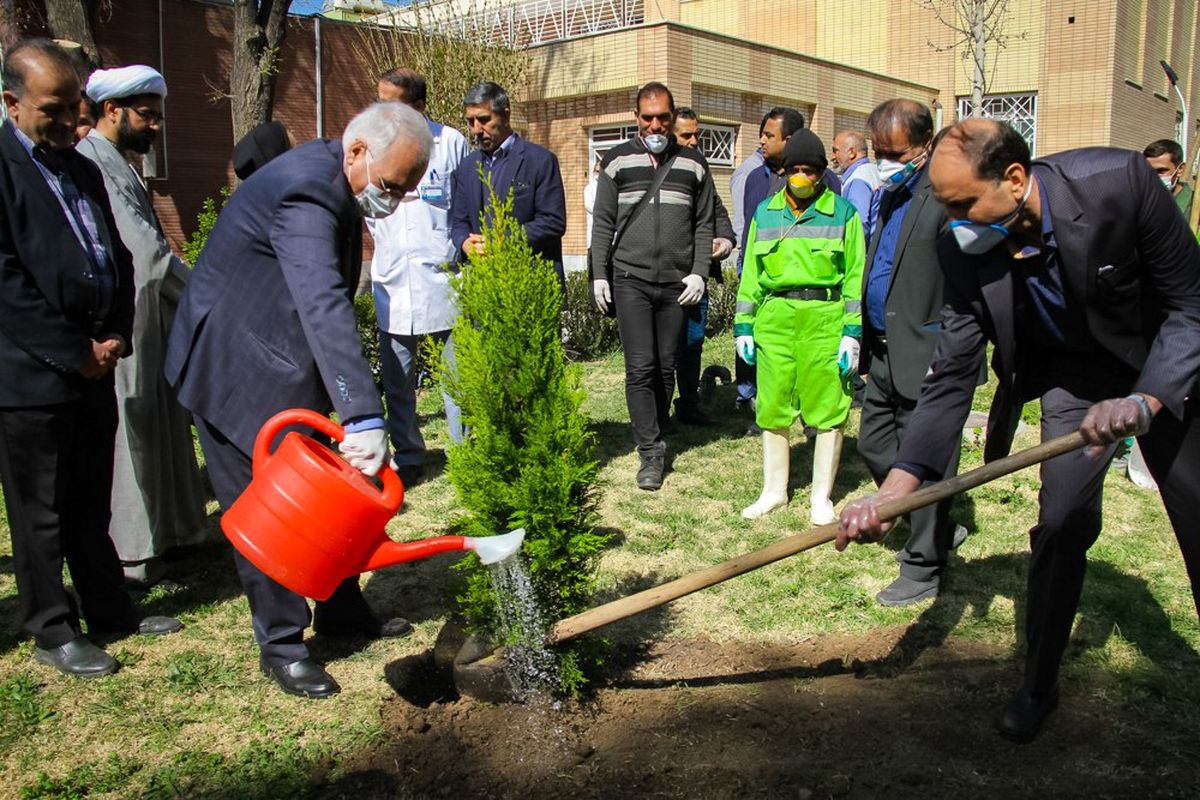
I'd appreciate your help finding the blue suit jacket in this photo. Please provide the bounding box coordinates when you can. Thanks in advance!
[450,134,566,278]
[165,139,381,455]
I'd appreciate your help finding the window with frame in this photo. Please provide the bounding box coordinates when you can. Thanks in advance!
[588,121,737,167]
[956,92,1038,156]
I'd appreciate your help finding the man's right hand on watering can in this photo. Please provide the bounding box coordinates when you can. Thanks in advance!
[339,417,389,477]
[835,468,921,551]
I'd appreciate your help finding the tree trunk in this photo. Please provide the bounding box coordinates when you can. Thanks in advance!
[970,0,986,117]
[230,0,291,144]
[44,0,98,61]
[0,0,22,52]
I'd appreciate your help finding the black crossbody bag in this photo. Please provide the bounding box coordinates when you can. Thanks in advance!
[597,154,676,318]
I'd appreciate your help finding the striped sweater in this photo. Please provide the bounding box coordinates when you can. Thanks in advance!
[589,138,716,283]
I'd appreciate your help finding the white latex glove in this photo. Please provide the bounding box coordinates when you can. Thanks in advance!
[836,336,861,378]
[736,335,755,365]
[678,273,705,305]
[338,428,389,477]
[593,279,612,314]
[711,237,733,260]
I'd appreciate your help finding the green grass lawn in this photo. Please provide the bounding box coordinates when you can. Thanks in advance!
[1,350,1197,798]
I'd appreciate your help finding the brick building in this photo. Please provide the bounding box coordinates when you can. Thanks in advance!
[376,0,1200,267]
[86,0,378,255]
[77,0,1199,266]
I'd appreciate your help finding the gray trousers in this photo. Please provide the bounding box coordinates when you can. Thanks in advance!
[858,350,962,581]
[380,330,464,466]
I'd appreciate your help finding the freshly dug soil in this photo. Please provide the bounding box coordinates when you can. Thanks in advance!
[326,627,1200,798]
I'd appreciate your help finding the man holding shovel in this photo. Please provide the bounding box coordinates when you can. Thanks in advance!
[837,119,1200,743]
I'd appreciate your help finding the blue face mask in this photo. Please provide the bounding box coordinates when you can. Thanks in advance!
[949,179,1033,254]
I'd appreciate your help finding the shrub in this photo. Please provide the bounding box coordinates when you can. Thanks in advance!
[181,186,230,266]
[705,266,739,339]
[354,293,383,389]
[441,187,607,694]
[561,270,620,361]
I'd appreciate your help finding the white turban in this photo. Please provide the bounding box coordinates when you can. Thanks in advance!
[86,65,167,103]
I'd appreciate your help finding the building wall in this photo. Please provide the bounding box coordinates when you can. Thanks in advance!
[92,0,378,256]
[523,22,936,261]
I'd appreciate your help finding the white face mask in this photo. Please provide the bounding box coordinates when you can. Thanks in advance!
[355,150,401,219]
[877,151,928,186]
[948,179,1033,255]
[643,134,669,155]
[1161,174,1178,191]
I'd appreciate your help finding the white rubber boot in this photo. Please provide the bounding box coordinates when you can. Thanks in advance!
[810,429,844,525]
[741,428,790,519]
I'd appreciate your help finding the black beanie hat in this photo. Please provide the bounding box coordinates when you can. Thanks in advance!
[781,128,828,171]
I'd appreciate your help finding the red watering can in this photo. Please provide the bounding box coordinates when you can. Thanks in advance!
[221,408,525,600]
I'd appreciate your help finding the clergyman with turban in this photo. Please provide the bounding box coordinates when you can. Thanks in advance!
[76,64,208,586]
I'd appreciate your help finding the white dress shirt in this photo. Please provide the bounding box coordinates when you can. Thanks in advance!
[369,119,470,335]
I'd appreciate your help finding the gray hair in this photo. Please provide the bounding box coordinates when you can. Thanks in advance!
[462,81,510,115]
[836,130,869,153]
[342,101,433,166]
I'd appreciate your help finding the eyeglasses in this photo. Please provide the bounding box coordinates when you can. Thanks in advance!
[123,105,164,125]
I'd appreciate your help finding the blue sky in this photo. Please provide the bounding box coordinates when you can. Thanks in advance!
[289,0,406,16]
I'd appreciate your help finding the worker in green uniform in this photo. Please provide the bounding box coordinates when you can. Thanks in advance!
[735,129,866,523]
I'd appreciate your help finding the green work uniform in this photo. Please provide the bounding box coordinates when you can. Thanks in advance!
[734,186,865,430]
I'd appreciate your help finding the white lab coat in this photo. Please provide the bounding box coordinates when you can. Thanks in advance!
[369,119,470,335]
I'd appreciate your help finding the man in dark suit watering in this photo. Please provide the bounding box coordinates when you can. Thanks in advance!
[837,119,1200,743]
[166,102,433,698]
[450,81,566,284]
[0,40,181,679]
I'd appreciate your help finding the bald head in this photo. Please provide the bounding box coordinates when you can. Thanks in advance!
[2,39,81,151]
[831,130,869,172]
[929,118,1038,244]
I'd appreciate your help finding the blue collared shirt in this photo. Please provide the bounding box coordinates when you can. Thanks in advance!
[1013,176,1090,351]
[12,123,115,319]
[864,167,923,332]
[840,157,880,235]
[481,130,518,194]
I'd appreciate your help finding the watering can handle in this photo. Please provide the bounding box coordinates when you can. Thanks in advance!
[253,408,344,475]
[251,408,404,509]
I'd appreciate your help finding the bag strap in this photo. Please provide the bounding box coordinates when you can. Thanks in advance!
[608,151,677,259]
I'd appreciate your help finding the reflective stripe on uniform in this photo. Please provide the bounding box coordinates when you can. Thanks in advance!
[755,224,846,242]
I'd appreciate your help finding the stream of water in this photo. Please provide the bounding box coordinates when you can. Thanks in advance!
[488,556,562,702]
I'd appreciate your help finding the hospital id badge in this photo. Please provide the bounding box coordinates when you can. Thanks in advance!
[419,184,446,202]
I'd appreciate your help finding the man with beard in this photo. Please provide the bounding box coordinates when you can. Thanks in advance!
[76,65,207,586]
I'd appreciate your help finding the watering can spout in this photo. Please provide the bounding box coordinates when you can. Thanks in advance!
[360,528,526,572]
[466,528,526,565]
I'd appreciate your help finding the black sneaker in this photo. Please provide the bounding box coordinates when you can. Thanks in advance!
[636,455,664,490]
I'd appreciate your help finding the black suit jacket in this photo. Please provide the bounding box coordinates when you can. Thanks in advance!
[165,139,380,455]
[0,122,134,406]
[861,169,949,399]
[450,134,566,278]
[898,147,1200,476]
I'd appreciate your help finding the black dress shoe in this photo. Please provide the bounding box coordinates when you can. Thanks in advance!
[137,615,184,635]
[261,657,340,699]
[34,637,117,678]
[996,686,1059,743]
[313,609,413,640]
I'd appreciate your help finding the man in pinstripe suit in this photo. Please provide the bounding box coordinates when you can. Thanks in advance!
[837,119,1200,743]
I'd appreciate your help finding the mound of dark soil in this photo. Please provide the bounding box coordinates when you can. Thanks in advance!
[324,629,1200,799]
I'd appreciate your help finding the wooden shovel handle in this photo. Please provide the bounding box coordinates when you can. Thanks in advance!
[546,430,1086,645]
